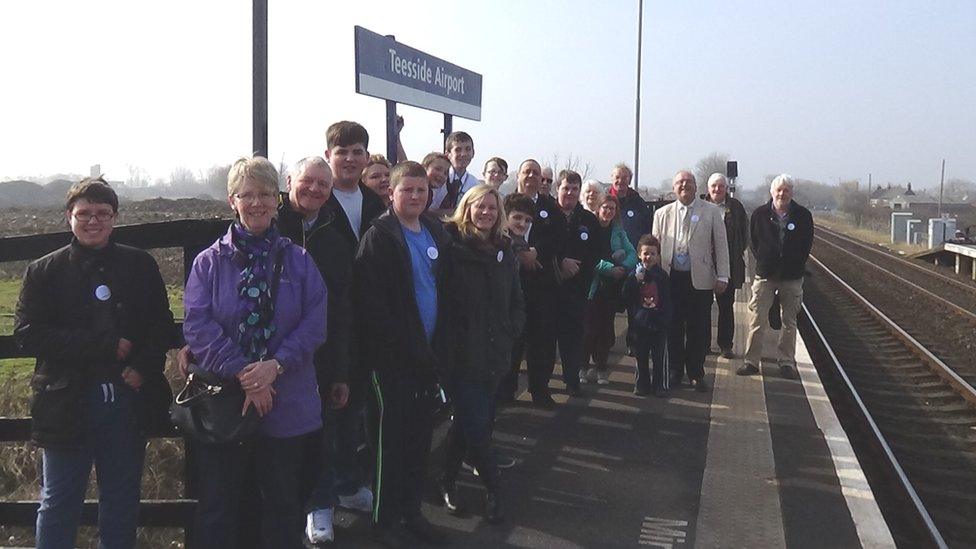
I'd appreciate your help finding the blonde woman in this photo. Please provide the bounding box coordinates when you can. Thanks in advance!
[362,154,392,206]
[438,184,525,524]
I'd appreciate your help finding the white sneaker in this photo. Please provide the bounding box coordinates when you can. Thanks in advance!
[579,372,589,384]
[596,370,610,385]
[585,367,599,383]
[306,508,334,544]
[337,485,374,513]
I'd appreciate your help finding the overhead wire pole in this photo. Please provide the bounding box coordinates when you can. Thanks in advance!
[633,0,644,191]
[253,0,268,157]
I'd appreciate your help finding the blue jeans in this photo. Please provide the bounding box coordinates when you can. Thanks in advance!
[36,382,145,549]
[307,403,369,510]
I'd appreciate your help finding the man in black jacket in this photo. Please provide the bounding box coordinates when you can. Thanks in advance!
[704,173,749,358]
[554,170,607,396]
[739,174,814,379]
[15,178,174,548]
[610,163,653,249]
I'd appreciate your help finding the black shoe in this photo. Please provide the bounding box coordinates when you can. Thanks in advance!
[495,451,516,469]
[486,490,504,524]
[694,378,709,393]
[437,478,463,516]
[720,347,735,359]
[633,386,650,396]
[781,363,796,380]
[531,394,555,409]
[737,363,760,376]
[567,385,583,397]
[372,524,408,549]
[403,516,448,546]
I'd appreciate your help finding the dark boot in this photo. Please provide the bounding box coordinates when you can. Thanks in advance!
[439,422,466,515]
[470,441,504,524]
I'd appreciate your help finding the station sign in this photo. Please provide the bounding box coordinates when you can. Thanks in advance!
[354,26,482,121]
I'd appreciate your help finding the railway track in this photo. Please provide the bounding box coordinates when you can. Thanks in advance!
[803,254,976,547]
[814,226,976,322]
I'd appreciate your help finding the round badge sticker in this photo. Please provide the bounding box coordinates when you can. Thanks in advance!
[94,284,112,301]
[427,246,439,260]
[496,250,504,263]
[539,210,549,219]
[580,232,589,241]
[691,214,700,223]
[787,222,795,231]
[627,210,635,218]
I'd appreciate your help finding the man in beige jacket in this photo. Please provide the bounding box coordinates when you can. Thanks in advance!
[652,171,730,392]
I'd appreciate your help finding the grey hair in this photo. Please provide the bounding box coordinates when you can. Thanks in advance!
[612,163,633,178]
[583,179,603,194]
[228,156,279,196]
[707,173,728,187]
[770,173,795,192]
[290,156,331,178]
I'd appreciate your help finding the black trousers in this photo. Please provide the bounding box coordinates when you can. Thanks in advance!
[634,329,669,391]
[555,289,587,390]
[524,285,558,397]
[668,270,713,384]
[368,368,436,527]
[709,286,737,350]
[498,333,525,400]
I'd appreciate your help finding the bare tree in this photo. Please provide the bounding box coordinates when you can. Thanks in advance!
[836,181,869,226]
[204,164,232,198]
[126,165,150,188]
[547,152,593,181]
[169,166,197,187]
[944,177,976,202]
[694,152,729,185]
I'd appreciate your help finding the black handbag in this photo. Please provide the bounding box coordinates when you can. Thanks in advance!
[169,364,259,445]
[170,249,285,445]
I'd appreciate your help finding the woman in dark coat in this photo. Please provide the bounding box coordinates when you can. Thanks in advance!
[437,184,525,523]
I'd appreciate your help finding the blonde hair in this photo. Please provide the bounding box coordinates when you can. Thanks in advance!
[447,184,506,244]
[228,156,279,196]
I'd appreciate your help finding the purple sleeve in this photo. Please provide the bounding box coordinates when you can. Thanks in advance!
[272,250,328,374]
[182,251,249,379]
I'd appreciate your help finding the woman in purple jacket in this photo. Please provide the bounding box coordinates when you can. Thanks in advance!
[183,156,328,548]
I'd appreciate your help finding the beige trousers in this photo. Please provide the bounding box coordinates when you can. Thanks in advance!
[744,277,804,367]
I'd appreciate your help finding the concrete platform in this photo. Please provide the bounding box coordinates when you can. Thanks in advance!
[330,290,894,548]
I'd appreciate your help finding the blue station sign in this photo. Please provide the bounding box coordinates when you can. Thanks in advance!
[354,26,483,121]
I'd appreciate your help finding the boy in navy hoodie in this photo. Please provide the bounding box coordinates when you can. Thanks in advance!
[623,234,673,397]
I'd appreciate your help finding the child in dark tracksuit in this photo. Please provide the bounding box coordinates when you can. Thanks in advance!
[623,234,673,397]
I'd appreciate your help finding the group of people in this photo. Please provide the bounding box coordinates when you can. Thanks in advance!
[13,118,814,548]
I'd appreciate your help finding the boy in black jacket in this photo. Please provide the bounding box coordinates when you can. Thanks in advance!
[623,235,673,397]
[353,161,450,547]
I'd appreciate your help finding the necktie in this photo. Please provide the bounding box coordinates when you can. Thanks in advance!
[440,177,462,210]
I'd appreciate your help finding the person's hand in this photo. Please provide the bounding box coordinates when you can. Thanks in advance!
[121,367,143,390]
[328,382,350,410]
[610,266,627,280]
[636,270,645,282]
[176,345,193,378]
[242,385,274,417]
[714,280,728,294]
[560,258,581,278]
[396,115,405,133]
[518,248,542,271]
[237,359,280,392]
[116,338,133,361]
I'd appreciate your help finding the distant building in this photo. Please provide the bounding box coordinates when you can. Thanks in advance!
[870,182,936,209]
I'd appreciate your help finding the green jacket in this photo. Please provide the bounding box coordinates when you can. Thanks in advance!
[588,221,637,300]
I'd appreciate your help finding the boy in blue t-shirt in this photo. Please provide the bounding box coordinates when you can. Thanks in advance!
[623,234,673,397]
[353,161,450,546]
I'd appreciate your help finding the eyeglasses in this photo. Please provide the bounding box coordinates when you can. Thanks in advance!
[234,192,277,203]
[72,212,115,223]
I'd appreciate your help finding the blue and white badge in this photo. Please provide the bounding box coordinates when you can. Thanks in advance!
[627,210,635,218]
[580,232,589,241]
[539,210,549,219]
[691,214,700,223]
[787,222,796,231]
[496,250,504,262]
[427,246,439,260]
[94,284,111,301]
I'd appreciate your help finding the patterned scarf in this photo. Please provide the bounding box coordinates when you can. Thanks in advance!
[231,220,280,361]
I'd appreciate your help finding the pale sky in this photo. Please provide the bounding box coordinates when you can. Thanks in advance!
[2,0,974,191]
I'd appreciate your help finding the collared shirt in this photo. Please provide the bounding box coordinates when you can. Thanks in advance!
[673,201,693,272]
[430,168,478,207]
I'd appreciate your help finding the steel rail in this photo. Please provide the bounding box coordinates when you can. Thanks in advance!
[802,265,949,548]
